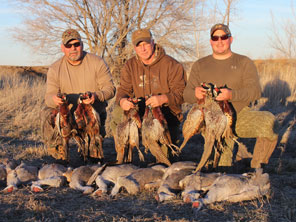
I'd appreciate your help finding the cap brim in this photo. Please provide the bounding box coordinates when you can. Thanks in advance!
[211,28,231,36]
[210,28,218,36]
[133,37,151,46]
[63,38,80,45]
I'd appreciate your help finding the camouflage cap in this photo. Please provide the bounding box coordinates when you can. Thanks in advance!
[132,29,152,46]
[210,23,231,36]
[62,29,81,45]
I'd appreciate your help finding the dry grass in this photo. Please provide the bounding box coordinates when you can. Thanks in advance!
[255,59,296,107]
[0,61,296,221]
[0,68,46,141]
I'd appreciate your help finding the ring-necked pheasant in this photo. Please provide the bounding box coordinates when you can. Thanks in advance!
[114,98,144,164]
[179,103,204,151]
[52,92,78,161]
[141,102,179,166]
[180,83,236,172]
[74,92,103,161]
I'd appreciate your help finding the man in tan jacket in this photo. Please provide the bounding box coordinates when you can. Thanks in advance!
[42,28,115,160]
[111,29,186,159]
[183,24,278,170]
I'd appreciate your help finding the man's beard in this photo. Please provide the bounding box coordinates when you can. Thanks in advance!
[68,52,81,61]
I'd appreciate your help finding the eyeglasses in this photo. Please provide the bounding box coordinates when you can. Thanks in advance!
[64,42,81,48]
[211,34,231,41]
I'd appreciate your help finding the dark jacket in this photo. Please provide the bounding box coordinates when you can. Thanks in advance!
[116,44,186,122]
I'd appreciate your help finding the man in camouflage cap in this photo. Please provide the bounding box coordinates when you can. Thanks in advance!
[183,23,278,171]
[41,28,115,161]
[62,29,81,45]
[210,23,231,37]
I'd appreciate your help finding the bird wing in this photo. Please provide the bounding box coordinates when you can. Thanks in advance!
[180,104,204,151]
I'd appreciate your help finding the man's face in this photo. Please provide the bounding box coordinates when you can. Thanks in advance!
[134,40,154,63]
[210,30,233,56]
[61,39,83,64]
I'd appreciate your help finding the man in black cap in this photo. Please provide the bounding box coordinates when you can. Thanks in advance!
[42,28,115,160]
[183,23,278,170]
[111,28,186,160]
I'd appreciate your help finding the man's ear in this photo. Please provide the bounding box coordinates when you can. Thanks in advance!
[230,36,233,44]
[61,43,65,53]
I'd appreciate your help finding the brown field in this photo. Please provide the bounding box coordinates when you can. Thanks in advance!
[0,61,295,222]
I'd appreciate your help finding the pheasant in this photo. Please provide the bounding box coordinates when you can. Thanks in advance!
[180,82,222,152]
[52,92,78,161]
[196,83,237,172]
[181,83,236,172]
[141,104,179,166]
[202,83,236,141]
[179,103,204,151]
[114,98,144,164]
[196,89,228,171]
[74,92,103,161]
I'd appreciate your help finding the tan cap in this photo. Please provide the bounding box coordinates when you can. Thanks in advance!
[210,23,231,36]
[62,29,81,45]
[132,29,152,46]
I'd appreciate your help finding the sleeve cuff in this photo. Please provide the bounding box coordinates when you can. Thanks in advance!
[95,91,104,101]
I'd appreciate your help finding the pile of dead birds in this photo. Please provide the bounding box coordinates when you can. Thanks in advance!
[0,159,270,212]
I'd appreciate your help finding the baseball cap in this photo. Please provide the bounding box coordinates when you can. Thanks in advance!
[62,29,81,45]
[210,23,231,36]
[132,29,152,46]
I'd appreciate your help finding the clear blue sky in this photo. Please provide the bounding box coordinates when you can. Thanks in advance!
[0,0,293,66]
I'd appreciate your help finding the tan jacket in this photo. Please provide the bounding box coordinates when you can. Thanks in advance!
[116,45,186,121]
[183,53,261,113]
[45,52,115,113]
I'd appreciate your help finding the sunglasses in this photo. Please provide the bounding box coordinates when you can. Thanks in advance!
[211,34,231,41]
[64,42,81,48]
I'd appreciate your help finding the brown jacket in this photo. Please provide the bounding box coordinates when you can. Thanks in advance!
[45,52,115,114]
[116,45,186,121]
[183,53,261,113]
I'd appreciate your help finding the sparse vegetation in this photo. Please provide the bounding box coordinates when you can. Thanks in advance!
[0,61,295,221]
[255,59,296,107]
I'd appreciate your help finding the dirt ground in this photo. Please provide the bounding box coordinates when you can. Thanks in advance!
[0,66,296,222]
[1,121,296,222]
